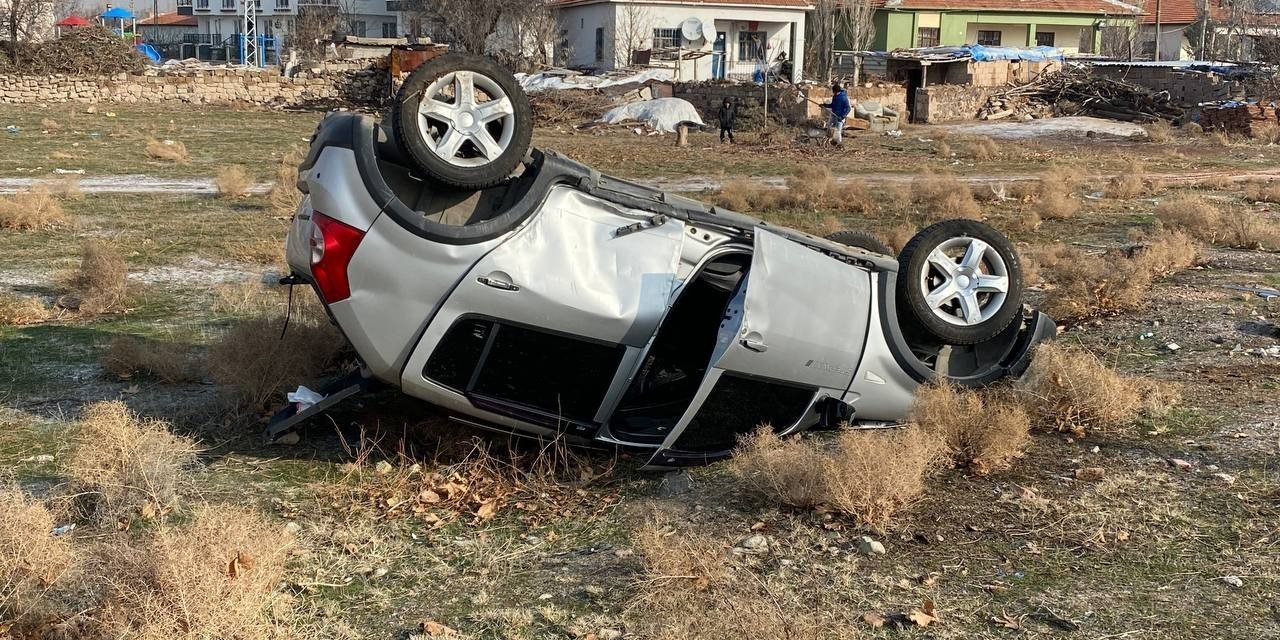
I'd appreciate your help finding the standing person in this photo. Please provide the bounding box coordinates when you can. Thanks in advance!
[821,82,852,146]
[717,97,737,144]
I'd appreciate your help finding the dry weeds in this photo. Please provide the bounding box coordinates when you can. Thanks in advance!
[48,174,84,201]
[730,427,940,527]
[884,222,915,253]
[101,335,198,383]
[0,186,71,230]
[102,504,294,640]
[1038,231,1197,322]
[959,135,999,160]
[214,164,253,199]
[205,303,344,411]
[0,293,55,325]
[39,117,59,131]
[66,239,129,314]
[1144,120,1174,143]
[1105,158,1148,199]
[1245,179,1280,203]
[909,382,1030,475]
[1157,193,1280,250]
[913,171,981,221]
[65,401,199,526]
[1181,121,1203,136]
[144,138,190,164]
[1019,343,1158,435]
[1252,122,1280,145]
[0,487,76,627]
[267,146,305,215]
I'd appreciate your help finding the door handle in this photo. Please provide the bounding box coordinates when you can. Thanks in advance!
[477,274,520,291]
[740,337,767,352]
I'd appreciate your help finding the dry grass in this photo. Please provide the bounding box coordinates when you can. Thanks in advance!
[1039,230,1197,322]
[1158,192,1280,250]
[1144,120,1175,143]
[66,239,129,314]
[908,382,1030,475]
[1181,121,1203,136]
[959,135,999,160]
[64,401,199,526]
[144,138,190,164]
[101,335,198,383]
[205,302,344,411]
[48,174,84,201]
[884,222,915,253]
[730,427,940,528]
[214,164,253,199]
[0,293,56,325]
[40,117,59,131]
[1019,342,1159,436]
[1252,122,1280,145]
[0,186,71,231]
[101,504,294,640]
[266,146,305,215]
[934,140,952,158]
[0,487,76,627]
[714,166,879,216]
[1105,158,1149,199]
[913,171,981,221]
[1245,179,1280,203]
[1034,164,1085,220]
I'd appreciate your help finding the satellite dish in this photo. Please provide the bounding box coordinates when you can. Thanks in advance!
[680,17,703,42]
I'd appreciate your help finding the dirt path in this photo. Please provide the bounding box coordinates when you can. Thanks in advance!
[0,175,270,195]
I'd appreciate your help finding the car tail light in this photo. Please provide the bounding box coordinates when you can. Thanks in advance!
[309,211,365,302]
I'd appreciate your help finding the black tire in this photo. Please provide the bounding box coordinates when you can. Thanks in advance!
[392,53,533,190]
[824,230,894,256]
[896,219,1023,345]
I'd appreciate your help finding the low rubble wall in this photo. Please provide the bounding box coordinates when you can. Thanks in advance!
[0,64,388,107]
[914,85,991,124]
[1088,66,1241,107]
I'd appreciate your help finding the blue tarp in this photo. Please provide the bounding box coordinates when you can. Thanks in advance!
[136,43,161,63]
[100,7,134,19]
[968,45,1063,62]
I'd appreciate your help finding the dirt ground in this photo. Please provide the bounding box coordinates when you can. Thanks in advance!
[2,104,1280,639]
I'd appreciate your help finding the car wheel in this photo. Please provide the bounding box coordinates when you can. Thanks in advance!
[896,219,1023,345]
[392,53,533,190]
[824,230,894,256]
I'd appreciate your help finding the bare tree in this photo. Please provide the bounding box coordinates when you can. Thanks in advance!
[1,0,54,62]
[613,2,651,67]
[807,0,875,82]
[290,0,359,57]
[403,0,516,54]
[499,0,561,71]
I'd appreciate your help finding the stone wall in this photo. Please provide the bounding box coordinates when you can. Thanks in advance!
[673,81,814,128]
[1089,66,1242,107]
[0,64,389,107]
[914,85,992,124]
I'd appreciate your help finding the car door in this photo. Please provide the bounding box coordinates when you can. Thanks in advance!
[648,229,873,465]
[400,185,687,435]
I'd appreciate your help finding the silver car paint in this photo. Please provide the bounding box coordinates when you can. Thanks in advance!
[303,148,382,232]
[843,276,921,421]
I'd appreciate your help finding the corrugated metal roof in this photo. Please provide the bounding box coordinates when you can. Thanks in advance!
[878,0,1139,13]
[138,12,197,27]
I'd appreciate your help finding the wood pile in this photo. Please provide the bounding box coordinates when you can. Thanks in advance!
[528,90,617,127]
[977,94,1053,120]
[0,26,146,75]
[1200,103,1253,135]
[986,69,1184,123]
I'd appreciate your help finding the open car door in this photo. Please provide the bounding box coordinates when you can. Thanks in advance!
[647,229,874,466]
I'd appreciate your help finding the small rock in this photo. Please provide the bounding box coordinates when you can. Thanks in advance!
[1210,335,1226,344]
[1221,575,1243,588]
[20,454,54,464]
[274,432,301,445]
[1090,446,1100,454]
[735,534,770,554]
[284,521,302,535]
[1167,458,1194,471]
[657,470,693,497]
[1214,472,1237,486]
[1164,342,1181,352]
[597,629,623,640]
[857,536,886,556]
[374,460,394,475]
[538,593,553,600]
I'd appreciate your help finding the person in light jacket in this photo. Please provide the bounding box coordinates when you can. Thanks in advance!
[822,82,852,146]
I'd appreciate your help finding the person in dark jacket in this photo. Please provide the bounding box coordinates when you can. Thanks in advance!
[717,97,737,143]
[821,82,852,146]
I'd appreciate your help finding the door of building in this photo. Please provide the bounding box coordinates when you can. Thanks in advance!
[712,32,727,79]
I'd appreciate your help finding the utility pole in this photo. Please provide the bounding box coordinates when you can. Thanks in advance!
[1154,0,1163,61]
[242,0,259,66]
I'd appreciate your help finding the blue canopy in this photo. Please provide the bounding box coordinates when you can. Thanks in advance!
[968,44,1063,62]
[100,7,135,19]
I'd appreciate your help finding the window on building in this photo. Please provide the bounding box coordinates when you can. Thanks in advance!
[195,0,208,8]
[595,27,604,61]
[176,0,192,7]
[976,30,1002,46]
[220,0,233,8]
[917,26,940,47]
[1035,31,1055,47]
[737,30,766,60]
[351,20,367,37]
[276,0,289,7]
[652,27,679,59]
[382,22,397,38]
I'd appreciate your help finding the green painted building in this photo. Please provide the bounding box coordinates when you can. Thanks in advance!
[869,0,1142,54]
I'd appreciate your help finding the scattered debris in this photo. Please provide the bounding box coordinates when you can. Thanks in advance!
[1221,575,1244,588]
[597,98,704,134]
[734,534,770,555]
[1167,458,1194,471]
[857,536,887,556]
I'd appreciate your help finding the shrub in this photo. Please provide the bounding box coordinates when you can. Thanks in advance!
[884,222,915,253]
[1019,343,1150,435]
[0,186,70,230]
[49,174,84,201]
[909,382,1030,474]
[1144,120,1174,143]
[958,135,999,160]
[101,335,198,383]
[0,487,76,626]
[67,239,129,314]
[1039,231,1196,322]
[1245,180,1280,204]
[214,164,252,199]
[204,304,344,412]
[101,505,293,640]
[731,426,940,527]
[1156,193,1221,241]
[0,293,55,325]
[1105,158,1148,199]
[65,401,199,526]
[1252,122,1280,145]
[1181,122,1203,136]
[266,146,305,215]
[914,172,981,221]
[40,117,59,131]
[1038,187,1079,220]
[144,138,190,164]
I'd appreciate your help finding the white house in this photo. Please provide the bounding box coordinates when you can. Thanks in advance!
[552,0,811,82]
[181,0,399,55]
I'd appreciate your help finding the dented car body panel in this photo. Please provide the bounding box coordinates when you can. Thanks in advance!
[281,112,1053,465]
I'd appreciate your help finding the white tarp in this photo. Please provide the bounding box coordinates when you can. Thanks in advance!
[944,116,1147,140]
[517,69,674,92]
[599,98,703,133]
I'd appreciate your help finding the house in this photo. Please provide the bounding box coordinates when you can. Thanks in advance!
[1137,0,1198,60]
[179,0,400,59]
[551,0,812,82]
[138,12,199,46]
[870,0,1142,55]
[1205,0,1280,60]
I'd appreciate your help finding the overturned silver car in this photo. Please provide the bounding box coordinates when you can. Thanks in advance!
[275,54,1054,466]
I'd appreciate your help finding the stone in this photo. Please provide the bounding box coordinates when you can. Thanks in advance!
[657,470,693,497]
[1221,575,1243,588]
[1167,458,1194,471]
[857,536,886,555]
[274,431,300,445]
[735,534,770,554]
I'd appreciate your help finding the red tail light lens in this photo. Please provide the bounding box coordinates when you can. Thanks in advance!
[309,212,365,302]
